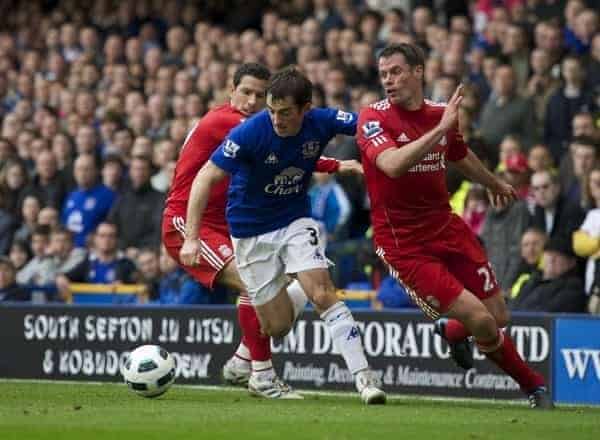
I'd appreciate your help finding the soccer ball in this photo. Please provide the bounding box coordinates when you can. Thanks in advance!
[121,345,176,398]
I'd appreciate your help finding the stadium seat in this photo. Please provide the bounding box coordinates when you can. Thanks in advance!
[66,283,148,304]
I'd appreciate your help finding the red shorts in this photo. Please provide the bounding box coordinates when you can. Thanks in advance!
[376,215,499,319]
[162,214,235,288]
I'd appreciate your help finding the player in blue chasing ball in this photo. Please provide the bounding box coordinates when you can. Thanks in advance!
[180,67,386,404]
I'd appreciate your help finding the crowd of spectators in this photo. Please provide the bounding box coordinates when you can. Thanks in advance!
[0,0,599,313]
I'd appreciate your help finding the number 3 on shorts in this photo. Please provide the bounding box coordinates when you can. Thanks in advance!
[306,227,319,246]
[477,264,495,292]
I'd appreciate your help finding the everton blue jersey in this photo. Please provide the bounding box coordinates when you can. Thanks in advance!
[210,107,356,238]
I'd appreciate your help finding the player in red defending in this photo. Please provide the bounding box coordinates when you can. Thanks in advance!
[163,63,359,399]
[356,44,553,409]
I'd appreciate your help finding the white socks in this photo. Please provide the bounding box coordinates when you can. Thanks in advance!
[234,342,251,362]
[321,301,369,374]
[286,280,309,321]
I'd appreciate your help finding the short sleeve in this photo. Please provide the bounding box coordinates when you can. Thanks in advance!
[356,107,397,164]
[316,107,357,137]
[210,123,251,174]
[447,128,468,162]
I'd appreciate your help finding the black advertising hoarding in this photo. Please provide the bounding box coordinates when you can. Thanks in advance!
[0,305,552,399]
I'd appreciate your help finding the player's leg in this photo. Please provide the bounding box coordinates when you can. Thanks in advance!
[280,218,385,404]
[446,290,552,409]
[294,267,385,404]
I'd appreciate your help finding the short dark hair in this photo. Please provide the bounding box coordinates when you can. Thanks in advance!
[0,256,15,272]
[32,224,51,238]
[267,66,312,107]
[378,43,426,69]
[233,62,271,88]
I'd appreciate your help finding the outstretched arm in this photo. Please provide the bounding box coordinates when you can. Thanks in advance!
[180,161,228,266]
[452,149,517,209]
[375,85,463,178]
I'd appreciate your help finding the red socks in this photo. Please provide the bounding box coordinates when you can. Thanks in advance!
[481,330,545,393]
[444,319,471,342]
[237,294,271,362]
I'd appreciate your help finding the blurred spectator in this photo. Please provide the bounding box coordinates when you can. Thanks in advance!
[527,144,555,173]
[155,245,208,305]
[0,257,29,301]
[558,112,598,193]
[462,184,488,236]
[478,64,536,149]
[504,152,532,203]
[16,225,51,286]
[0,158,29,214]
[309,173,352,244]
[481,188,531,291]
[101,154,126,192]
[107,155,164,254]
[0,180,18,255]
[563,137,598,207]
[135,248,162,301]
[8,240,32,272]
[510,227,547,298]
[573,167,600,294]
[55,222,137,300]
[13,194,42,243]
[61,153,116,247]
[544,55,596,161]
[511,236,586,313]
[531,169,585,240]
[525,48,561,138]
[375,275,416,309]
[38,206,61,231]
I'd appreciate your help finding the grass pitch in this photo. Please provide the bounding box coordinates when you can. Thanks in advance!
[0,381,598,440]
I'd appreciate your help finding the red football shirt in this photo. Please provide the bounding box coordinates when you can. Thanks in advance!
[357,98,468,248]
[164,103,341,228]
[164,104,241,227]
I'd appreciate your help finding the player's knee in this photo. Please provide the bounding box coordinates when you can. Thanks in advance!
[469,311,498,340]
[310,286,337,311]
[261,318,293,339]
[494,307,511,328]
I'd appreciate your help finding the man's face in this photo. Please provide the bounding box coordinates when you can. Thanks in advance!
[137,252,160,279]
[129,158,151,189]
[572,114,595,137]
[94,224,117,253]
[378,53,423,106]
[531,172,560,208]
[493,66,515,97]
[266,94,309,137]
[230,75,268,117]
[521,231,545,265]
[49,232,72,258]
[573,143,596,177]
[543,250,574,279]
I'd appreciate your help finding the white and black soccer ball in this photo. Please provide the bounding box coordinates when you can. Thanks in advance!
[121,345,176,398]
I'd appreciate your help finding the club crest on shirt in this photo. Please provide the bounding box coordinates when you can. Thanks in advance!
[302,140,320,158]
[362,121,383,139]
[223,139,240,158]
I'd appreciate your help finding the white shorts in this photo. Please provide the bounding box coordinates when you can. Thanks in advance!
[232,217,331,306]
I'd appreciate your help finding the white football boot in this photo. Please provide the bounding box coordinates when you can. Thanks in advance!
[355,369,386,405]
[222,356,251,386]
[248,372,304,399]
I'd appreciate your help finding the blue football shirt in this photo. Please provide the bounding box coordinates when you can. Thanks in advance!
[210,107,356,238]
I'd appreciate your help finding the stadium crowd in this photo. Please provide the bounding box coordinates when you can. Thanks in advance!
[0,0,599,313]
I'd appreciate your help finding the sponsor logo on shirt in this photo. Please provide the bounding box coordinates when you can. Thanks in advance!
[301,140,320,158]
[361,121,383,139]
[265,152,279,164]
[265,166,305,195]
[336,110,354,123]
[84,197,97,210]
[223,139,240,158]
[408,151,446,173]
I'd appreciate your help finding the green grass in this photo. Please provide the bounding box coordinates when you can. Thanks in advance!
[0,381,599,440]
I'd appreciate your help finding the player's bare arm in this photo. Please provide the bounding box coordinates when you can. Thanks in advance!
[180,161,229,266]
[375,85,463,178]
[452,149,518,210]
